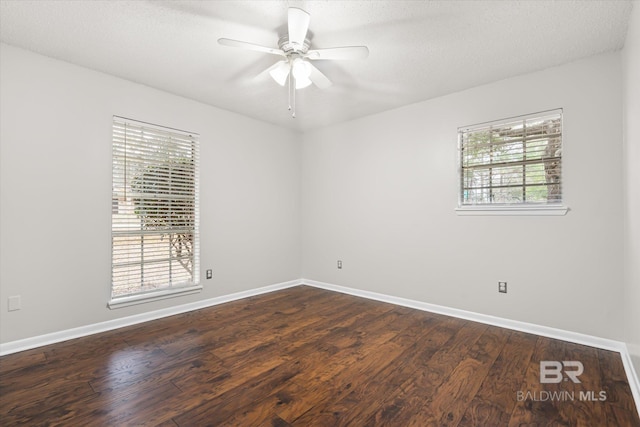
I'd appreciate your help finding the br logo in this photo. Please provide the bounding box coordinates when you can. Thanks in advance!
[540,361,584,383]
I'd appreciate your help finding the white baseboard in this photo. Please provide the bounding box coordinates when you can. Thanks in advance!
[0,279,300,356]
[621,345,640,417]
[301,278,640,417]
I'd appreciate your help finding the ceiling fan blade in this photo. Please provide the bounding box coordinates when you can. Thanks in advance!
[306,46,369,60]
[288,7,310,48]
[218,38,285,57]
[307,63,332,89]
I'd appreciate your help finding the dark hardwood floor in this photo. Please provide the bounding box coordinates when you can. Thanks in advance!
[1,285,638,426]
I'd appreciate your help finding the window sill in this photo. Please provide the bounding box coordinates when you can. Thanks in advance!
[455,205,569,216]
[108,284,203,309]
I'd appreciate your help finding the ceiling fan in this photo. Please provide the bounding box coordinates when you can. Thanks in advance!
[218,7,369,118]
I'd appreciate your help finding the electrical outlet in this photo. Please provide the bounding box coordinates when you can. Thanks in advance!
[337,260,342,269]
[8,295,21,311]
[498,282,507,293]
[206,269,213,279]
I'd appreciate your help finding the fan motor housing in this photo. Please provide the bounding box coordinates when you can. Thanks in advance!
[278,35,310,55]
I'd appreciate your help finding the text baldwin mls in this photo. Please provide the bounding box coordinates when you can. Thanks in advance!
[517,390,607,402]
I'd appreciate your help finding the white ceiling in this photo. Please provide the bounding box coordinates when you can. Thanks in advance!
[0,0,633,132]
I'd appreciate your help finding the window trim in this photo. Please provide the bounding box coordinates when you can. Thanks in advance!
[108,284,203,309]
[455,109,568,216]
[455,205,568,216]
[110,116,200,307]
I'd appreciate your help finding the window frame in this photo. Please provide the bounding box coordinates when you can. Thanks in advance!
[455,109,568,216]
[109,116,200,308]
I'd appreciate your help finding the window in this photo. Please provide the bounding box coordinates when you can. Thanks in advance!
[110,117,200,307]
[457,109,567,215]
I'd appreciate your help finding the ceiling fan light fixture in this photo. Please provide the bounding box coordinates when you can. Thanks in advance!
[269,61,290,86]
[291,57,312,89]
[292,58,311,79]
[294,74,312,89]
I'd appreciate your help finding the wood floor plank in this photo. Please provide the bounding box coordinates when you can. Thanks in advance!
[97,358,254,425]
[1,335,130,393]
[508,337,564,426]
[285,311,449,426]
[212,294,383,362]
[1,285,638,426]
[143,288,329,355]
[172,359,300,425]
[120,286,325,353]
[75,381,183,426]
[0,379,97,425]
[363,321,489,425]
[90,349,224,395]
[598,347,640,426]
[219,382,307,427]
[458,330,539,426]
[160,288,365,359]
[558,341,606,426]
[408,325,510,426]
[278,317,404,421]
[284,310,421,425]
[0,348,47,374]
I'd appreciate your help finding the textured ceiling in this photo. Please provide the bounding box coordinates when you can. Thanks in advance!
[0,0,633,132]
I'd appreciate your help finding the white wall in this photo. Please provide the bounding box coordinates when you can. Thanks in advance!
[0,44,301,343]
[0,39,632,350]
[623,3,640,369]
[301,52,625,340]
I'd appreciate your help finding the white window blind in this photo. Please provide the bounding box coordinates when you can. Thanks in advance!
[111,117,199,300]
[459,109,562,207]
